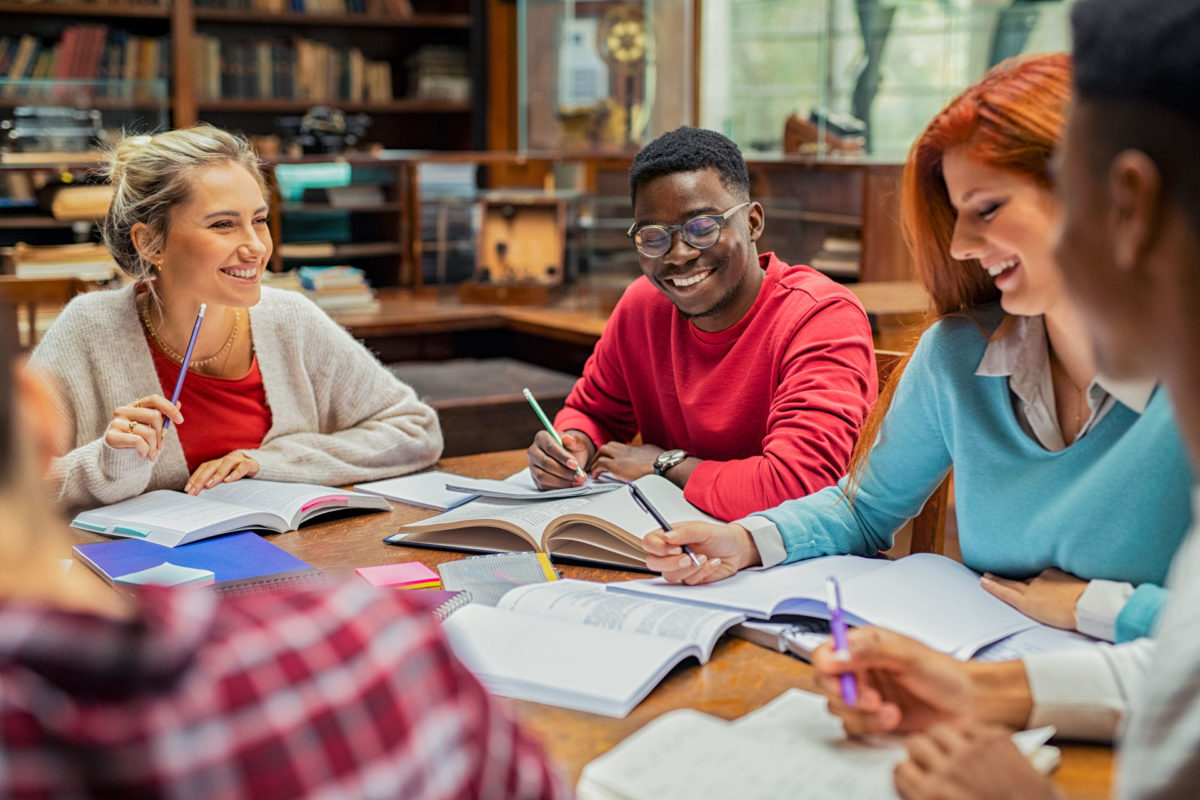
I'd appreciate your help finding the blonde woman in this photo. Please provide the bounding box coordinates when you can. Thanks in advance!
[30,125,442,509]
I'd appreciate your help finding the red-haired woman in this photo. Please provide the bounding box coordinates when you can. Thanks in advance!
[642,53,1193,644]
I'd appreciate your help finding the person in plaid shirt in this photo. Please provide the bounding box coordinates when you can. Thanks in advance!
[0,308,564,798]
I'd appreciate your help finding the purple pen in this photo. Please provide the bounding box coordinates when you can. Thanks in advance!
[825,576,859,707]
[163,303,206,432]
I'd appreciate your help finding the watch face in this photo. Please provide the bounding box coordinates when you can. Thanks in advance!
[655,449,687,473]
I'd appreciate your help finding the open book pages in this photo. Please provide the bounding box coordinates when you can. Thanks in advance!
[608,553,1050,659]
[971,624,1099,661]
[577,689,1059,800]
[71,479,389,547]
[441,579,744,717]
[386,475,718,570]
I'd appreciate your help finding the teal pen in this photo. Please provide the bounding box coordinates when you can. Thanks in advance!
[523,387,587,479]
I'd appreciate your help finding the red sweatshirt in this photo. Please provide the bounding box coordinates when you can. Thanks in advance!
[555,253,877,520]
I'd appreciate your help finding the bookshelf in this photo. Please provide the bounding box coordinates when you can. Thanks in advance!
[0,0,484,150]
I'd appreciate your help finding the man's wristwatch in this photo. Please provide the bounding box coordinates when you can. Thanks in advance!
[653,449,688,476]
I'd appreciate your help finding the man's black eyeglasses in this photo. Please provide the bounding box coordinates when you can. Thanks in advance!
[626,201,752,258]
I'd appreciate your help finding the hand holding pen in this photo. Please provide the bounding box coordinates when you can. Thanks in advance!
[627,481,701,567]
[103,304,202,461]
[524,387,591,487]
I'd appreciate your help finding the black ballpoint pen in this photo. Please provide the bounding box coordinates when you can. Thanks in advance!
[627,481,702,567]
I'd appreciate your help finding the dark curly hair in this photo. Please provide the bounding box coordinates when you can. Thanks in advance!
[628,126,749,205]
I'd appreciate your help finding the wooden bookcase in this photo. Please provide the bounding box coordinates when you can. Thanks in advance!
[0,0,484,150]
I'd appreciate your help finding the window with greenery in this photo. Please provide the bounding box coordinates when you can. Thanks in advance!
[700,0,1072,159]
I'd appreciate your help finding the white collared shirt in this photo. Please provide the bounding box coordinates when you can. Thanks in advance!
[976,315,1157,642]
[974,314,1154,452]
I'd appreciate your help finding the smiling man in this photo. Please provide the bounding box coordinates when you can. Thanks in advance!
[526,127,876,521]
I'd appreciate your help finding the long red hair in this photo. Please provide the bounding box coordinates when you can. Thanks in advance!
[847,53,1072,491]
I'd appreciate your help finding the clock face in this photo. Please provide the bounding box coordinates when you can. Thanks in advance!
[598,5,647,69]
[606,19,646,63]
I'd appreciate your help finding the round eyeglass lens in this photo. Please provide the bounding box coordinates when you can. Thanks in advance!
[636,229,672,256]
[682,216,721,247]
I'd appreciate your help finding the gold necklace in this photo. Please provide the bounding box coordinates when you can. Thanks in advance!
[1051,357,1089,432]
[141,299,241,369]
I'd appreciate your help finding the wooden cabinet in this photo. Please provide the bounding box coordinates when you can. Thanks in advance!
[744,159,911,284]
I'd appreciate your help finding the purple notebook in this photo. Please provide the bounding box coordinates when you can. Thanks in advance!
[73,531,324,596]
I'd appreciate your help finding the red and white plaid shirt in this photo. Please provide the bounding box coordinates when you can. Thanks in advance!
[0,581,565,799]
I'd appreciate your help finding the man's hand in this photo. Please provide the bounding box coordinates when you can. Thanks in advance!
[591,442,664,482]
[812,628,977,737]
[642,521,761,584]
[527,430,594,489]
[811,627,1034,737]
[980,568,1088,631]
[895,724,1062,800]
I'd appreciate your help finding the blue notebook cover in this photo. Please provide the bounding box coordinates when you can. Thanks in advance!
[73,531,323,595]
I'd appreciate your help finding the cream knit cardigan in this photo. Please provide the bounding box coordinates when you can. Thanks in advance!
[29,284,443,510]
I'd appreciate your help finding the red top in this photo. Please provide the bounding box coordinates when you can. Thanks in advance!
[148,338,273,472]
[555,252,877,521]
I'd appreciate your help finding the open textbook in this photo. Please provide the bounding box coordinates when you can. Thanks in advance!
[71,480,389,547]
[441,578,744,717]
[386,474,718,569]
[608,553,1047,659]
[577,689,1060,800]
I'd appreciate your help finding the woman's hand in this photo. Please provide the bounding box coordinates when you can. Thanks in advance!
[186,451,259,494]
[980,568,1087,631]
[104,394,184,461]
[642,521,761,584]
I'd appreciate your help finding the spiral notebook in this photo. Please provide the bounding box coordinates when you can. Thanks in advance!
[411,588,474,621]
[73,531,324,596]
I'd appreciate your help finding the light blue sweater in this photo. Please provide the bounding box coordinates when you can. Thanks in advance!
[754,305,1194,641]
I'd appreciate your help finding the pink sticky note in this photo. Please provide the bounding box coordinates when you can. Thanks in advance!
[355,561,440,589]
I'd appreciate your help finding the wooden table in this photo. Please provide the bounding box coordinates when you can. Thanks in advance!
[68,449,1114,797]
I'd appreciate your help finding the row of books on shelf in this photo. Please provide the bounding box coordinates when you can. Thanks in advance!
[29,0,165,6]
[195,0,412,15]
[194,35,392,103]
[264,265,380,314]
[7,241,117,281]
[0,29,168,99]
[808,233,861,280]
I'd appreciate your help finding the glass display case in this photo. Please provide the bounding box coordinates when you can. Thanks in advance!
[700,0,1072,159]
[517,0,695,153]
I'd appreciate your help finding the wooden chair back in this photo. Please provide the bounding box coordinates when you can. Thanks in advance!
[0,276,85,349]
[875,349,950,555]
